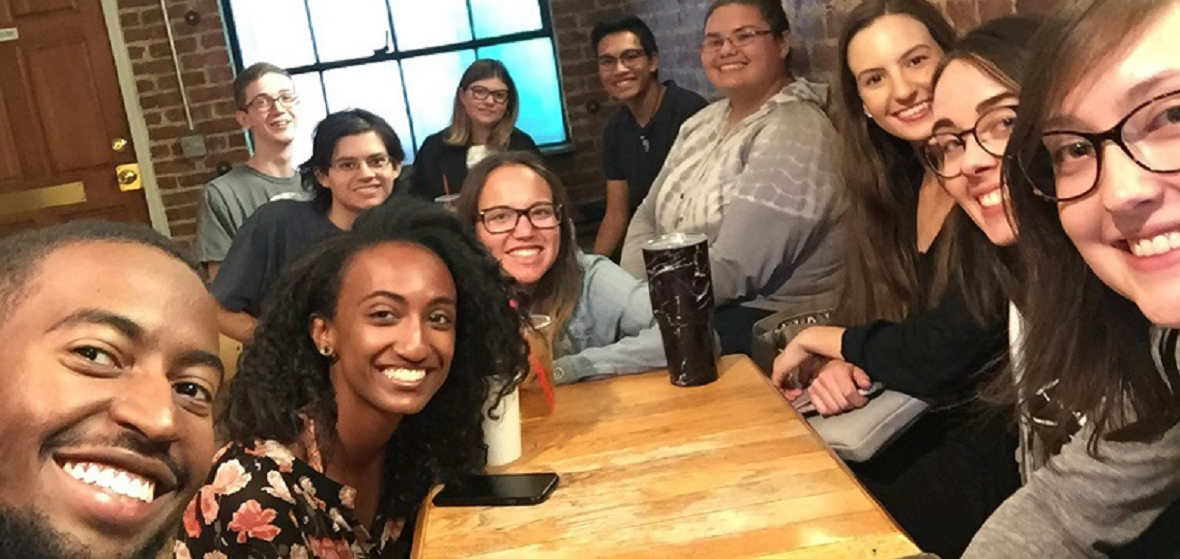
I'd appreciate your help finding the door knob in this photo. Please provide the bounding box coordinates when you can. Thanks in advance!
[116,163,142,191]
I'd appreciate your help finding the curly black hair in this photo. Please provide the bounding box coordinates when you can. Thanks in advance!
[220,196,528,521]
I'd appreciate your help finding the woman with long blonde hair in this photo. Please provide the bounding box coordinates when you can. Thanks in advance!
[410,59,539,201]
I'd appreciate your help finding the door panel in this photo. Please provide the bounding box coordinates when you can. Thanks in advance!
[11,0,77,19]
[25,41,112,172]
[0,0,150,234]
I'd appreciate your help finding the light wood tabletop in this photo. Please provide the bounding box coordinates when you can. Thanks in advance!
[412,355,921,559]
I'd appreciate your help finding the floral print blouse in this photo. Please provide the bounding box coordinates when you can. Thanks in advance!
[174,435,410,559]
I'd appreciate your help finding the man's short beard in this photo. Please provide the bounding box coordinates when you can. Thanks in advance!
[0,507,169,559]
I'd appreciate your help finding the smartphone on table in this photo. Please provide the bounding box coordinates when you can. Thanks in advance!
[432,473,559,507]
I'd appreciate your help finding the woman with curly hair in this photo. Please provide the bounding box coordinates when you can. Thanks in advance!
[174,198,527,558]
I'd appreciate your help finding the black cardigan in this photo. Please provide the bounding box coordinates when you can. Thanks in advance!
[409,128,539,200]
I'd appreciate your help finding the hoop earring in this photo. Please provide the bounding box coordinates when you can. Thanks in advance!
[319,345,334,358]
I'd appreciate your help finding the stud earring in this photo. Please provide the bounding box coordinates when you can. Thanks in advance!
[864,108,873,119]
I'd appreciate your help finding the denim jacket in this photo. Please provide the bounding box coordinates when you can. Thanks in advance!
[552,252,667,385]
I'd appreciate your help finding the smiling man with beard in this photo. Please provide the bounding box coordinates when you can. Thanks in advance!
[0,221,223,559]
[589,16,708,259]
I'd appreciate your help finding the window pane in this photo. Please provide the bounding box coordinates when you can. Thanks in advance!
[289,73,328,168]
[469,0,543,39]
[478,39,567,145]
[402,50,476,152]
[306,0,392,63]
[388,0,472,51]
[228,0,315,68]
[321,62,415,163]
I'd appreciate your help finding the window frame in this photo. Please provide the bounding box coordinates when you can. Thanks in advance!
[218,0,572,154]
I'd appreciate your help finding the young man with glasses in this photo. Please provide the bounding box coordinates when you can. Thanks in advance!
[195,63,307,280]
[210,109,404,342]
[589,16,708,258]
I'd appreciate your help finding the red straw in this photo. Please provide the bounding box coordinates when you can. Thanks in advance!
[530,355,556,412]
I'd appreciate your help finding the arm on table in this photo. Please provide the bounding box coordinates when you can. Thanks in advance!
[554,256,666,384]
[840,288,1006,398]
[592,179,631,257]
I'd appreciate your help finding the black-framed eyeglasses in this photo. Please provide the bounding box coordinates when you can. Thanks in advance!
[244,91,299,112]
[477,203,562,234]
[330,154,392,173]
[597,49,648,70]
[467,85,510,105]
[1018,88,1180,202]
[922,105,1018,179]
[700,28,773,53]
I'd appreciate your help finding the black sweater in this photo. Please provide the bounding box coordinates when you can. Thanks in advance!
[841,250,1007,400]
[408,128,539,200]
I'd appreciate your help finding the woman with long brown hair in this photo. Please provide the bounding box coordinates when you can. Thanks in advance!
[770,2,1025,556]
[962,0,1180,554]
[456,151,668,384]
[410,59,539,201]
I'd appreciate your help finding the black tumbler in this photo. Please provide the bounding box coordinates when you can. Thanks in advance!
[642,233,719,386]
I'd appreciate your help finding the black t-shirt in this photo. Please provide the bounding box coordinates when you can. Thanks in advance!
[602,81,709,211]
[209,199,340,316]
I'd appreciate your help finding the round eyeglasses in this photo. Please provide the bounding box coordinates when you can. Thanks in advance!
[1017,88,1180,202]
[477,203,561,234]
[922,105,1018,179]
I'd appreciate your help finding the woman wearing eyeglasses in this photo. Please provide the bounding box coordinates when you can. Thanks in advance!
[619,0,844,357]
[457,151,668,385]
[410,59,539,202]
[960,0,1180,555]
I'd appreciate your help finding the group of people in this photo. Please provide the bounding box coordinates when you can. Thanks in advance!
[0,0,1178,558]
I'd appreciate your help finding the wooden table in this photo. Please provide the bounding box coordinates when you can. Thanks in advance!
[413,355,920,559]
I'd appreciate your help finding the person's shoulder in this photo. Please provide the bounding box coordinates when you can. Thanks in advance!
[509,128,537,149]
[578,251,639,285]
[417,130,447,153]
[679,98,726,133]
[245,199,319,231]
[203,166,252,197]
[665,81,709,113]
[207,439,302,480]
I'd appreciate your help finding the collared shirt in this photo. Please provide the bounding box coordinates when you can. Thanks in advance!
[602,81,708,211]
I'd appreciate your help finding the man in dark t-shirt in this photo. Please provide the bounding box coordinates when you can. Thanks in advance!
[590,16,709,258]
[212,109,405,342]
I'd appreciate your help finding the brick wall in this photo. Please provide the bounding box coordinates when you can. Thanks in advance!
[118,0,247,242]
[113,0,1062,242]
[618,0,1062,99]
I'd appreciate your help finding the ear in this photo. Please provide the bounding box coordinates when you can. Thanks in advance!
[778,31,791,61]
[309,314,335,356]
[390,162,402,180]
[235,109,250,129]
[314,168,331,189]
[650,53,660,75]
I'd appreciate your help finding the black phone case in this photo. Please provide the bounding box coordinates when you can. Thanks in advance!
[432,473,560,507]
